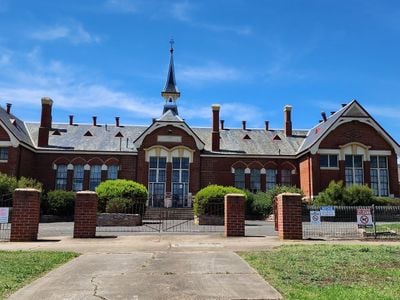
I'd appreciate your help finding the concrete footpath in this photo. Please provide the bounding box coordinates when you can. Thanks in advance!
[3,235,284,300]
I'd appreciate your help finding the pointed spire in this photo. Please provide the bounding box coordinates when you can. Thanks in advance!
[161,39,180,101]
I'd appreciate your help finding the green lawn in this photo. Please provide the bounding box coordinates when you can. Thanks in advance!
[0,251,78,299]
[240,245,400,300]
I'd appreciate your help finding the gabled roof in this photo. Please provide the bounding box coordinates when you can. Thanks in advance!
[297,100,400,155]
[0,107,34,147]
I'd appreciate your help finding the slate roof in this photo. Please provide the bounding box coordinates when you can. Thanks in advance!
[162,49,180,95]
[25,123,147,152]
[0,108,34,147]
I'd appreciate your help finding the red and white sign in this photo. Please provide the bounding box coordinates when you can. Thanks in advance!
[0,207,9,224]
[357,208,373,227]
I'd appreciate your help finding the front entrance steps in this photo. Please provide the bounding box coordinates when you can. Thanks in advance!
[144,208,194,220]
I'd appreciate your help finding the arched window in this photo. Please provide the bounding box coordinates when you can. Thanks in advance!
[234,168,245,189]
[72,165,84,191]
[266,168,277,190]
[107,165,118,180]
[250,169,260,192]
[55,164,68,190]
[281,169,292,186]
[89,165,102,191]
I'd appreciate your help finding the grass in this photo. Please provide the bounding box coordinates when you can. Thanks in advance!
[365,223,400,235]
[0,250,78,299]
[240,245,400,300]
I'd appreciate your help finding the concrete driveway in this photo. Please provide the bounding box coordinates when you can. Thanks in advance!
[8,250,282,300]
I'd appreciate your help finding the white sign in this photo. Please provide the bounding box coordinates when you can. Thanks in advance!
[357,208,373,228]
[0,207,9,224]
[310,210,321,225]
[320,206,335,217]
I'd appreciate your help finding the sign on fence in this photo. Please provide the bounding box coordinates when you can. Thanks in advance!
[310,210,321,225]
[357,208,373,228]
[0,207,9,224]
[320,206,335,217]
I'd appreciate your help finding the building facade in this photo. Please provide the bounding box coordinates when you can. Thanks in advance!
[0,47,399,206]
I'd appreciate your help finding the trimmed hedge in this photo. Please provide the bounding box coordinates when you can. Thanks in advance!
[0,173,43,195]
[44,190,75,216]
[105,197,133,213]
[194,185,245,216]
[96,179,148,212]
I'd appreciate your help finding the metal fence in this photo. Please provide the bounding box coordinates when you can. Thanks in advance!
[0,193,12,241]
[96,201,225,234]
[302,205,400,240]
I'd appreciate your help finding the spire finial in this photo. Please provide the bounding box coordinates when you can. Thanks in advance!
[169,38,174,54]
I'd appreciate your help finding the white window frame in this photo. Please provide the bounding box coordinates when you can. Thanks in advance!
[370,156,389,196]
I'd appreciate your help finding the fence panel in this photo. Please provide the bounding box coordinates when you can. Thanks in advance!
[302,205,400,240]
[0,193,13,241]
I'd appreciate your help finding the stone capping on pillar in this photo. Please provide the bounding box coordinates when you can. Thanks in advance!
[224,193,245,237]
[276,192,303,240]
[10,188,41,242]
[73,191,98,238]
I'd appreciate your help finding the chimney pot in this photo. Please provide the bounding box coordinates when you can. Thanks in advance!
[92,116,97,126]
[284,105,292,136]
[220,120,225,130]
[115,117,120,127]
[341,103,347,107]
[242,121,247,130]
[265,121,269,131]
[6,103,11,114]
[321,111,327,122]
[69,115,74,125]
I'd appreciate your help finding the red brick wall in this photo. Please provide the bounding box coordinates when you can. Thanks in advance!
[10,188,41,242]
[73,191,97,238]
[224,193,245,237]
[276,193,302,240]
[0,126,10,141]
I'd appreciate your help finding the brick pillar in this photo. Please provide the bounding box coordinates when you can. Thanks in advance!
[10,188,41,242]
[224,193,245,237]
[276,193,302,240]
[74,191,98,238]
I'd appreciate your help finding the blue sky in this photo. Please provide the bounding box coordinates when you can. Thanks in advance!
[0,0,399,144]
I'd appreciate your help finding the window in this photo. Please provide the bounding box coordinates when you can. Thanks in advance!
[250,169,260,192]
[320,154,338,168]
[89,165,102,191]
[234,168,245,189]
[345,155,363,186]
[266,169,277,190]
[72,165,84,191]
[107,165,118,180]
[281,169,292,186]
[0,147,8,161]
[172,157,190,207]
[55,164,68,190]
[370,156,389,196]
[148,156,167,207]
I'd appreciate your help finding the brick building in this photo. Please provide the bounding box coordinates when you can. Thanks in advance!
[0,46,399,207]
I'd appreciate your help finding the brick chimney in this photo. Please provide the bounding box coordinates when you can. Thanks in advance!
[69,115,74,125]
[115,117,120,127]
[220,120,224,130]
[6,103,11,114]
[211,104,220,151]
[284,105,292,137]
[265,121,269,131]
[92,116,97,126]
[242,121,247,130]
[38,97,53,147]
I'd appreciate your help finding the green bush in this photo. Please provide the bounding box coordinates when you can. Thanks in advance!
[105,197,133,213]
[315,180,385,206]
[250,192,274,217]
[0,173,17,195]
[193,185,245,216]
[45,190,75,216]
[96,179,148,212]
[374,197,400,206]
[17,176,43,191]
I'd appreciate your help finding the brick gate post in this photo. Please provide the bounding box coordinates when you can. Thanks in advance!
[73,191,98,238]
[276,193,303,240]
[224,193,245,237]
[10,188,41,242]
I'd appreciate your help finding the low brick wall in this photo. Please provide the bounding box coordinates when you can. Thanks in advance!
[224,193,245,237]
[276,193,302,240]
[97,213,142,226]
[74,191,98,238]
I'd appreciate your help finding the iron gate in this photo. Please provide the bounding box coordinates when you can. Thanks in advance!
[96,202,224,234]
[0,193,12,241]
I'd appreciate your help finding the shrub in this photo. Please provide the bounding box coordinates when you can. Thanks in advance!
[0,173,17,195]
[96,179,148,212]
[105,197,133,213]
[314,181,347,206]
[45,190,75,216]
[17,176,43,191]
[250,192,274,217]
[374,197,400,206]
[346,184,375,205]
[193,185,245,216]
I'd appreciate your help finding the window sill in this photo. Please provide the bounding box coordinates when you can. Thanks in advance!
[0,160,8,163]
[320,167,339,170]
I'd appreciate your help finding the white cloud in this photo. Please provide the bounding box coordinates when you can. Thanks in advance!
[0,48,161,120]
[180,63,242,83]
[30,21,101,44]
[0,47,12,65]
[365,105,400,119]
[172,1,193,22]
